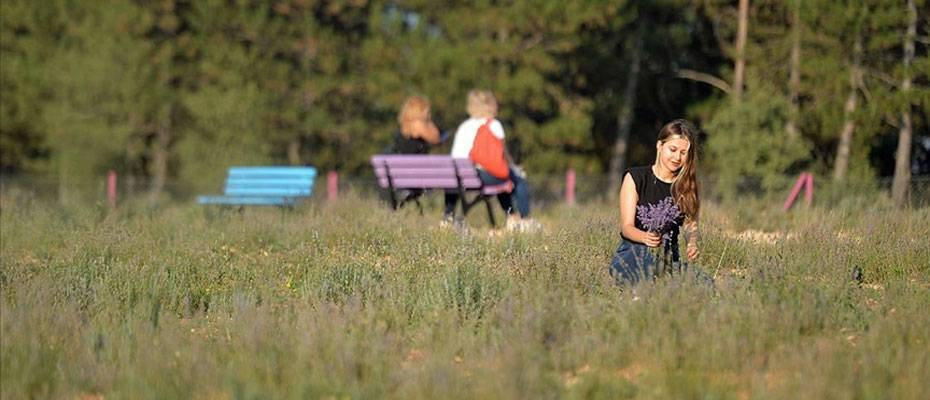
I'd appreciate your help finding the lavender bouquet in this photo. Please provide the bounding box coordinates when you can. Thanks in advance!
[637,197,681,240]
[636,197,681,274]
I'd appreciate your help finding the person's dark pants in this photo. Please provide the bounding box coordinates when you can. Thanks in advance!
[443,166,530,219]
[443,191,458,219]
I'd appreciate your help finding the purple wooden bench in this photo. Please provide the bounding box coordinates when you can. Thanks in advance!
[370,155,512,226]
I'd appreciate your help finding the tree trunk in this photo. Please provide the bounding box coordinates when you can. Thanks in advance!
[786,0,801,139]
[287,138,302,166]
[733,0,749,102]
[149,110,171,204]
[833,37,862,182]
[891,0,917,206]
[607,29,643,196]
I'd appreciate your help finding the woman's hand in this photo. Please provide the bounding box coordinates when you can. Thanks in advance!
[409,115,440,144]
[642,232,661,248]
[683,219,699,261]
[687,242,699,261]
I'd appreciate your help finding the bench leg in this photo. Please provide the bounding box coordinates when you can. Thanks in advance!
[457,188,471,224]
[483,195,497,227]
[459,192,499,227]
[408,192,424,215]
[388,189,399,210]
[457,192,468,216]
[202,205,220,222]
[399,190,424,215]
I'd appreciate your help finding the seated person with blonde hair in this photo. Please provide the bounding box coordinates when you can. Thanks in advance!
[390,95,442,207]
[445,89,539,232]
[393,95,440,153]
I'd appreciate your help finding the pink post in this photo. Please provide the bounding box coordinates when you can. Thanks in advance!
[327,171,338,202]
[107,170,117,209]
[782,173,807,211]
[803,172,813,206]
[565,168,576,207]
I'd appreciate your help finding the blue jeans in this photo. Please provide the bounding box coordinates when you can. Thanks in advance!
[609,239,711,286]
[477,166,530,218]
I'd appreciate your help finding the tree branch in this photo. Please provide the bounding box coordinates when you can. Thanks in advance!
[675,69,732,94]
[865,68,899,89]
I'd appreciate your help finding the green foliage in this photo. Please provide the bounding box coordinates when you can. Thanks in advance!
[40,1,155,182]
[176,82,272,193]
[0,0,926,196]
[0,0,59,173]
[705,87,811,197]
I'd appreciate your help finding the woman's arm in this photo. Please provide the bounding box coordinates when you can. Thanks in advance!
[504,146,515,165]
[684,219,699,260]
[410,118,441,144]
[493,120,516,165]
[619,173,661,247]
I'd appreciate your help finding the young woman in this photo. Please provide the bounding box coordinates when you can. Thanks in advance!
[609,119,701,284]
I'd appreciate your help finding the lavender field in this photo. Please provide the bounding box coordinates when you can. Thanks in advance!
[1,193,928,399]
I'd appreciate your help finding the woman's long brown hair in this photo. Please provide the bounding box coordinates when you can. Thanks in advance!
[657,119,700,221]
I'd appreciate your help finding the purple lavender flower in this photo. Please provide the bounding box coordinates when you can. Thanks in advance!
[636,197,681,241]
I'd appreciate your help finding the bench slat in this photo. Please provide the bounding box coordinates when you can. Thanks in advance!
[224,188,313,196]
[227,174,316,181]
[225,178,315,187]
[371,161,482,177]
[376,177,495,189]
[371,157,478,169]
[454,169,480,179]
[196,195,299,206]
[378,177,468,189]
[372,168,459,179]
[370,155,457,165]
[229,167,317,178]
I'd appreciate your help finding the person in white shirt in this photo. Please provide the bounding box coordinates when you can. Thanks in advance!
[449,117,506,158]
[443,89,537,231]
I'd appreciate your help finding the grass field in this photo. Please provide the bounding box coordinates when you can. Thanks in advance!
[1,192,928,399]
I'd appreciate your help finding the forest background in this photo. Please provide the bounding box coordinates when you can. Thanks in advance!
[1,0,928,205]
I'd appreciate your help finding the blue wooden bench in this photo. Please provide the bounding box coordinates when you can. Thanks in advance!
[370,155,511,226]
[196,166,317,207]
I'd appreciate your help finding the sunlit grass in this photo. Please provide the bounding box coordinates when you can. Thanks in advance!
[2,193,928,399]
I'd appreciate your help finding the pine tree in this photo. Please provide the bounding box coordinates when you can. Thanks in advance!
[0,1,59,174]
[39,0,164,201]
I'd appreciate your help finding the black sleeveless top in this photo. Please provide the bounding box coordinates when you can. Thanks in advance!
[624,166,683,252]
[392,132,431,154]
